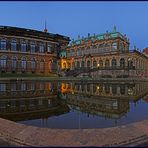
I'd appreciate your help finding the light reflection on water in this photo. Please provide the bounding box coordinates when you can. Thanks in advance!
[0,80,147,129]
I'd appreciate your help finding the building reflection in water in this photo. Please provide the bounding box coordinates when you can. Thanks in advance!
[0,81,70,122]
[59,82,148,124]
[0,80,147,128]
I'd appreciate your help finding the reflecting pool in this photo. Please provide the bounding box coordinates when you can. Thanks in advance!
[0,80,148,129]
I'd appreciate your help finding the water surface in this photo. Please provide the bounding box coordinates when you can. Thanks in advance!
[0,80,147,129]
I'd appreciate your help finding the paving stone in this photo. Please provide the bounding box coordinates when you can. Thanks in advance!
[0,118,147,147]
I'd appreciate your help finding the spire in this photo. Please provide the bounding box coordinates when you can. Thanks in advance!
[44,20,48,33]
[113,25,116,32]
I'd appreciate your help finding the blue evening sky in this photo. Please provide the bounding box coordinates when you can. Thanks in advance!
[0,1,148,51]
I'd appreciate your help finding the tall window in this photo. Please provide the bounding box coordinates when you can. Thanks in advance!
[0,39,6,50]
[120,58,125,68]
[31,58,36,72]
[99,60,103,67]
[40,60,44,72]
[21,83,26,91]
[0,56,7,68]
[11,57,17,70]
[21,57,27,70]
[11,39,17,51]
[0,84,6,92]
[47,43,52,53]
[128,58,133,69]
[21,41,27,52]
[112,42,117,51]
[81,48,84,56]
[76,61,80,68]
[93,60,97,68]
[39,43,44,53]
[87,60,91,68]
[81,61,85,68]
[105,59,110,67]
[77,48,81,56]
[112,59,117,68]
[30,42,36,53]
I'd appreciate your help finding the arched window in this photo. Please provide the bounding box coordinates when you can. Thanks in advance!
[105,59,110,67]
[87,60,91,68]
[128,58,133,69]
[63,63,66,69]
[99,60,103,67]
[31,58,36,72]
[0,56,7,69]
[93,60,97,68]
[93,84,97,93]
[112,85,117,95]
[77,61,80,68]
[30,42,36,53]
[40,60,45,72]
[0,39,6,50]
[11,39,16,51]
[81,61,85,68]
[21,57,27,70]
[112,58,117,68]
[87,84,90,92]
[120,85,125,95]
[11,57,17,70]
[105,85,110,94]
[21,41,27,52]
[120,58,125,68]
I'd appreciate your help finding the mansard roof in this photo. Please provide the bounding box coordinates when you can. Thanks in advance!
[68,31,129,47]
[0,26,70,43]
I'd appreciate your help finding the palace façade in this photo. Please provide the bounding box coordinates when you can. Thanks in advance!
[60,26,148,78]
[0,25,148,78]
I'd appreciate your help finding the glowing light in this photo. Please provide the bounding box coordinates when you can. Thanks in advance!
[97,86,100,90]
[97,63,100,67]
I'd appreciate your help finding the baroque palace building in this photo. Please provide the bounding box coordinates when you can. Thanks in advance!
[60,26,148,78]
[0,26,70,74]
